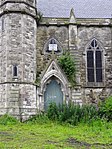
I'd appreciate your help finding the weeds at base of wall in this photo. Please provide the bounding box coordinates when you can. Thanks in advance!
[98,96,112,121]
[46,102,99,125]
[0,114,19,125]
[25,113,50,124]
[0,97,112,125]
[25,97,112,125]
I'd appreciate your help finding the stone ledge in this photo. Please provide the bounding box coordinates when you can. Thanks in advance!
[0,10,37,19]
[0,81,37,86]
[0,0,36,9]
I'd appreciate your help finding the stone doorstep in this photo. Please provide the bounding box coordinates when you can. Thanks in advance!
[72,98,82,101]
[72,90,82,93]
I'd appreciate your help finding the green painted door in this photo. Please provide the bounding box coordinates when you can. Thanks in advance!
[44,79,63,110]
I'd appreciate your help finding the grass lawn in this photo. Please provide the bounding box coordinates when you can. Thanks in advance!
[0,119,112,149]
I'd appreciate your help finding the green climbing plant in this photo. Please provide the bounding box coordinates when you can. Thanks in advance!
[36,11,43,25]
[58,52,76,87]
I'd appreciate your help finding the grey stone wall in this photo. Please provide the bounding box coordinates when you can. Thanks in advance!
[37,17,112,105]
[36,26,68,76]
[78,27,111,86]
[78,26,112,103]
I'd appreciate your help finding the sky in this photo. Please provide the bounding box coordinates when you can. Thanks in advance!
[0,0,112,20]
[37,0,112,18]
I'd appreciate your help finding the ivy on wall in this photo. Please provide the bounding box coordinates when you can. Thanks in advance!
[58,52,76,87]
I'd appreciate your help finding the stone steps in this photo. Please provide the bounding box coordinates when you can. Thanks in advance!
[72,88,82,105]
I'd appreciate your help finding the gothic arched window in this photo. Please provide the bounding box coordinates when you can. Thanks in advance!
[86,39,103,83]
[44,38,62,54]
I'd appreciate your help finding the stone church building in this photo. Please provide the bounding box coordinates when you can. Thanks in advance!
[0,0,112,120]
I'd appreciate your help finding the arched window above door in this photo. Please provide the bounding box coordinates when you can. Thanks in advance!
[44,38,62,54]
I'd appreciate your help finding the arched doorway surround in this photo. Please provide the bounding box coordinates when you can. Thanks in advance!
[38,60,70,111]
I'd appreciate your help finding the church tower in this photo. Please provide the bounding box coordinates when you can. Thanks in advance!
[0,0,37,120]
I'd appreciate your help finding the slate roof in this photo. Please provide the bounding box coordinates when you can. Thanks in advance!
[37,0,112,18]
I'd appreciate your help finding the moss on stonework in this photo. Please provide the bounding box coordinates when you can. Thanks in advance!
[35,70,41,84]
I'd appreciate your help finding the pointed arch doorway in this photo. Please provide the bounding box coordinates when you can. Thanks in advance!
[44,78,63,110]
[40,60,70,111]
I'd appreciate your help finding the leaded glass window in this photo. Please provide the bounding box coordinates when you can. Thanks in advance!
[87,39,103,83]
[87,51,94,82]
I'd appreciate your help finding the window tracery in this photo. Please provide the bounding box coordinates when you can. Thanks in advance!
[86,39,103,83]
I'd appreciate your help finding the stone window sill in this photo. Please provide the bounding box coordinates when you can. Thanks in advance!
[84,82,105,88]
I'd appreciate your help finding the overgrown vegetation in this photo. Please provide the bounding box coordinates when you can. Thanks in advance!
[46,97,112,124]
[36,11,43,25]
[0,114,19,125]
[58,52,76,87]
[46,102,98,125]
[98,96,112,121]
